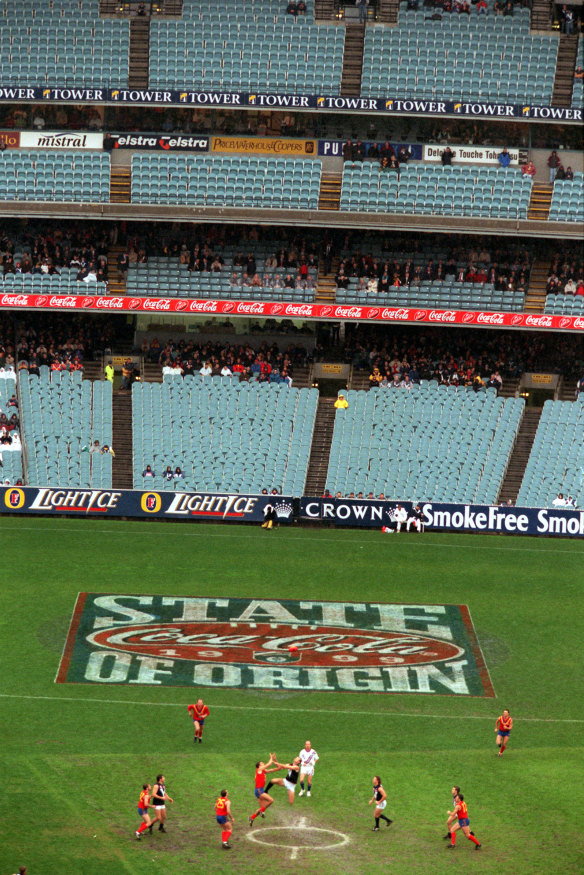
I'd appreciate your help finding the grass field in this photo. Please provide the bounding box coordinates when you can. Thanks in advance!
[1,517,583,875]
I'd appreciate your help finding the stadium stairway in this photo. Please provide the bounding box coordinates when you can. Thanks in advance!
[314,0,335,21]
[340,23,365,96]
[318,172,342,211]
[110,167,132,204]
[316,255,339,303]
[523,255,549,313]
[558,377,579,401]
[527,184,553,221]
[499,378,520,400]
[129,16,150,89]
[349,368,370,391]
[377,0,399,25]
[531,0,553,30]
[552,35,579,107]
[112,391,133,489]
[497,406,542,505]
[107,243,128,296]
[304,397,336,496]
[142,363,163,384]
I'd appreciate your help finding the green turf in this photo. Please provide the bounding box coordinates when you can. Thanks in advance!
[1,518,583,875]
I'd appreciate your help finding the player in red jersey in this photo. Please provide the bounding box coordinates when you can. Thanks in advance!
[215,789,234,850]
[135,783,155,839]
[443,785,461,839]
[187,698,210,744]
[248,753,280,826]
[495,709,513,756]
[446,794,482,850]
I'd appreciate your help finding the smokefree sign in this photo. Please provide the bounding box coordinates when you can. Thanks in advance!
[57,595,493,696]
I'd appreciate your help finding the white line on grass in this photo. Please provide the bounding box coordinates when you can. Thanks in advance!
[3,523,584,555]
[2,693,583,724]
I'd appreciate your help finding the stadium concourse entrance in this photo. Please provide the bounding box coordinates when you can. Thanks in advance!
[312,362,350,397]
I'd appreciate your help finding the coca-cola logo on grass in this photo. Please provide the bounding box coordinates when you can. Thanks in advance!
[86,621,465,668]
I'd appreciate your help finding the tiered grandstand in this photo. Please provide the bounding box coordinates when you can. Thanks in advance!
[149,0,344,93]
[0,0,129,86]
[517,398,584,508]
[132,377,318,496]
[19,370,113,488]
[131,156,322,210]
[362,5,557,103]
[325,384,523,505]
[340,164,533,219]
[0,152,110,203]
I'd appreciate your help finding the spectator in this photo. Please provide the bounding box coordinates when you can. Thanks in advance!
[565,166,574,181]
[397,145,412,164]
[367,142,379,159]
[103,132,115,153]
[142,465,155,478]
[120,358,133,391]
[105,360,114,383]
[555,164,566,181]
[521,160,536,178]
[547,150,560,183]
[552,492,566,507]
[498,148,511,168]
[174,466,184,480]
[476,0,488,13]
[441,146,454,166]
[379,141,395,161]
[334,393,349,409]
[560,4,575,34]
[575,66,584,80]
[100,444,115,457]
[163,465,174,482]
[199,361,212,376]
[297,1,307,14]
[354,140,366,161]
[286,1,297,16]
[87,440,101,454]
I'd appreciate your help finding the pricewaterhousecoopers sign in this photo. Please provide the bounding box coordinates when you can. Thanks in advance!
[0,86,580,122]
[2,487,583,537]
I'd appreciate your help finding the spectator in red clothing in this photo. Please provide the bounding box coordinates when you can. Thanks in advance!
[521,160,536,178]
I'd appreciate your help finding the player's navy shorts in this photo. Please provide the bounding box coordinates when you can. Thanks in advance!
[138,807,147,816]
[458,818,470,827]
[216,815,227,825]
[193,717,205,725]
[499,730,510,737]
[255,786,265,798]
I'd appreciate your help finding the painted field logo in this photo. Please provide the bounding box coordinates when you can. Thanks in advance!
[57,596,493,696]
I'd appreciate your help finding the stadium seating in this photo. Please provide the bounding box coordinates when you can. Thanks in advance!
[131,155,321,210]
[0,376,22,484]
[335,280,524,312]
[0,151,110,203]
[544,294,584,316]
[0,269,108,296]
[325,383,524,504]
[19,370,113,488]
[362,5,557,104]
[548,173,584,223]
[149,0,344,94]
[132,377,318,496]
[126,255,317,303]
[516,399,584,507]
[0,0,129,87]
[572,39,583,109]
[340,163,532,219]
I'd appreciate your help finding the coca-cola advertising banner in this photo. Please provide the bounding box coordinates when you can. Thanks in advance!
[0,292,582,332]
[0,86,580,123]
[301,498,584,538]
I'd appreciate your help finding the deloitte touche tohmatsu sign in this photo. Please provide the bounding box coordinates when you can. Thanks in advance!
[57,595,494,696]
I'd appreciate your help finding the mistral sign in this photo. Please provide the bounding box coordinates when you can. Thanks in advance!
[57,594,494,696]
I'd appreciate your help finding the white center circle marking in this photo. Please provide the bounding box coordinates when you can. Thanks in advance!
[245,817,350,860]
